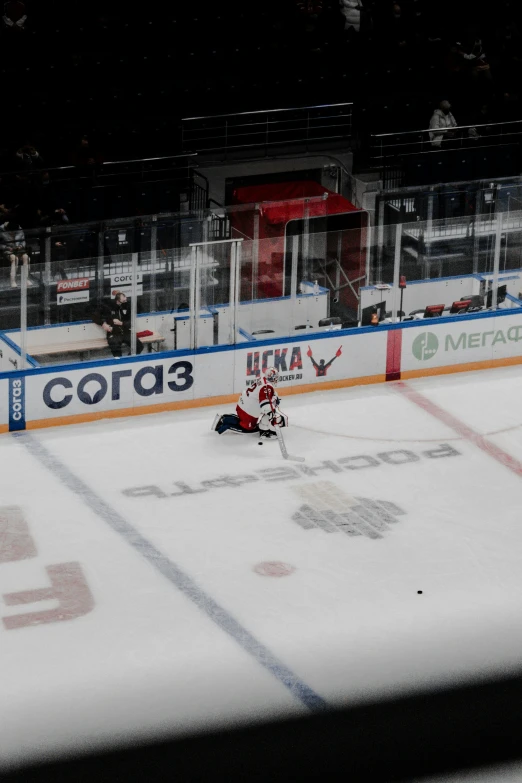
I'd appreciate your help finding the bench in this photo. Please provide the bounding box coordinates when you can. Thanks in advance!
[28,331,165,358]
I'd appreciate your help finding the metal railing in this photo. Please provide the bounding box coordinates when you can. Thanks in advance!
[181,103,353,156]
[370,119,522,166]
[0,153,209,221]
[369,119,522,190]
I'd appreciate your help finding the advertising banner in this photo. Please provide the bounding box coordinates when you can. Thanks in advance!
[8,376,25,431]
[110,273,143,298]
[56,278,90,306]
[234,330,386,393]
[401,313,522,373]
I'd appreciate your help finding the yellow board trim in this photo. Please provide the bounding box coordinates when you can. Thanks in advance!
[401,355,522,379]
[0,424,9,434]
[24,374,385,431]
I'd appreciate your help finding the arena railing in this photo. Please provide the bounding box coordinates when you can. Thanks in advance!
[369,119,522,189]
[375,174,522,230]
[181,103,353,157]
[0,153,209,218]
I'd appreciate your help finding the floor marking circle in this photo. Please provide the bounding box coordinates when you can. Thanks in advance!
[253,561,295,577]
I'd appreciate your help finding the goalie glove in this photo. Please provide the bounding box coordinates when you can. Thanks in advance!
[270,408,288,428]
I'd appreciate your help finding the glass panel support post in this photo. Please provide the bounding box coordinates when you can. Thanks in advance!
[290,234,299,329]
[252,207,260,300]
[150,216,157,313]
[189,245,197,350]
[391,222,402,323]
[97,228,105,303]
[20,265,28,371]
[43,231,52,326]
[228,240,242,345]
[130,252,138,356]
[492,212,503,311]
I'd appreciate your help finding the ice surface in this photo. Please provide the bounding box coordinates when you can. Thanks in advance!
[2,366,522,767]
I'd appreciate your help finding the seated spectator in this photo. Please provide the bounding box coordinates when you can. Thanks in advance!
[429,101,458,146]
[454,31,493,97]
[36,207,70,228]
[2,0,26,30]
[0,220,32,287]
[91,292,144,358]
[15,143,43,171]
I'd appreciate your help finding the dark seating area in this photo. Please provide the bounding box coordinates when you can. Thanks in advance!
[0,0,520,234]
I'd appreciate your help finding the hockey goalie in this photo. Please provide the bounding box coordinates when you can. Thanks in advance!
[212,367,288,439]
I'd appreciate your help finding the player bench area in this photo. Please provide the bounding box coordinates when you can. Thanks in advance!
[27,331,165,360]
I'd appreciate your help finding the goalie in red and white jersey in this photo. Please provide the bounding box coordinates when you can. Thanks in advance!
[212,367,288,439]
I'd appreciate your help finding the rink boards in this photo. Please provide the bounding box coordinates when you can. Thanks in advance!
[2,308,522,432]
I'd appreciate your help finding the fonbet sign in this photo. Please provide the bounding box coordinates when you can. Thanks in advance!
[411,323,522,362]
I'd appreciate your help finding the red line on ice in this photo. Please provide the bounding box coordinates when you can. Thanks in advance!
[396,381,522,479]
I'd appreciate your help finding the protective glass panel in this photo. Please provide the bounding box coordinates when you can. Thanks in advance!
[237,236,294,343]
[373,211,522,326]
[194,239,237,349]
[0,233,24,374]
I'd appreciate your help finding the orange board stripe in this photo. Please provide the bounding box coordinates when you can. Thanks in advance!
[401,355,522,380]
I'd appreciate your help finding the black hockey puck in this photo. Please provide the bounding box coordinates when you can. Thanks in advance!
[417,590,423,594]
[258,441,263,446]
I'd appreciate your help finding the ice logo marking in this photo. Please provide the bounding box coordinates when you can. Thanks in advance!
[412,332,439,361]
[292,481,405,540]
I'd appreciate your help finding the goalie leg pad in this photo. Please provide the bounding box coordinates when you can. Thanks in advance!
[216,414,251,434]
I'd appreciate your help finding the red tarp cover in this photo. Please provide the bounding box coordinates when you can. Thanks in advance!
[230,181,361,299]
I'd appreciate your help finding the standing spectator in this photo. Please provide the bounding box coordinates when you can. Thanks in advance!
[340,0,362,36]
[2,0,26,30]
[91,291,144,358]
[429,100,458,147]
[0,220,32,287]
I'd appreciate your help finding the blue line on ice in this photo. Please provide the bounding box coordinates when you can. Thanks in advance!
[19,432,326,712]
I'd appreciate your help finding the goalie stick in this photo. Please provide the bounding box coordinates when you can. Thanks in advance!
[275,424,305,463]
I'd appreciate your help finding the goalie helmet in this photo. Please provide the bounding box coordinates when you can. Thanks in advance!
[265,366,279,385]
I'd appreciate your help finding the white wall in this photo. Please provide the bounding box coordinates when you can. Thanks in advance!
[361,271,522,316]
[0,336,25,373]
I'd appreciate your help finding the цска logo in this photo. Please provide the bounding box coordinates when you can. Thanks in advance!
[412,332,439,361]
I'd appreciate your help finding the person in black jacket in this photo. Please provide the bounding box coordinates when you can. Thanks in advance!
[92,291,144,357]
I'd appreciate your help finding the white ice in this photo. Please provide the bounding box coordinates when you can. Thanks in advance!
[2,365,522,768]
